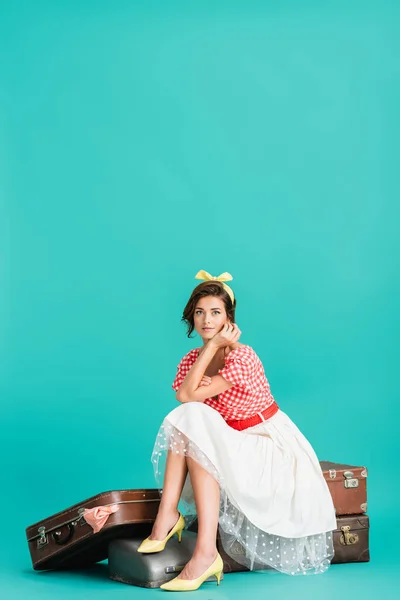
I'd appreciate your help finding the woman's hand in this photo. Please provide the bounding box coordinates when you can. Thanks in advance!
[199,375,212,387]
[209,322,241,349]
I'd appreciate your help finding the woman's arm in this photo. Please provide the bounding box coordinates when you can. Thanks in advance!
[176,324,240,404]
[177,374,233,404]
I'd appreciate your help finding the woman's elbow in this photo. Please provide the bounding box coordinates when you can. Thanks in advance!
[176,390,188,403]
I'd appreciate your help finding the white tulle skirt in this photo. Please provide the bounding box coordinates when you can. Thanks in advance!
[151,402,337,576]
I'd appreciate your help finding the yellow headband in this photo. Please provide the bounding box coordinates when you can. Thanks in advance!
[194,270,235,304]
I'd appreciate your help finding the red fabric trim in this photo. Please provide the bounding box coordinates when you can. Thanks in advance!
[226,402,279,431]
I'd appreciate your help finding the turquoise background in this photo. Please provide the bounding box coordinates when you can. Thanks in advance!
[1,0,399,597]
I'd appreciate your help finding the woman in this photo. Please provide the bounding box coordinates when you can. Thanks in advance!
[138,270,337,591]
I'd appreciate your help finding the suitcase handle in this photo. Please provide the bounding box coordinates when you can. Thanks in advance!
[52,523,75,546]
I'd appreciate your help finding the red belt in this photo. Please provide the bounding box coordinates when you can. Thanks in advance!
[226,402,279,431]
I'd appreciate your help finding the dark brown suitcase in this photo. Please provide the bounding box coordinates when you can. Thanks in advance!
[331,514,370,563]
[191,514,370,573]
[26,489,160,570]
[320,461,368,515]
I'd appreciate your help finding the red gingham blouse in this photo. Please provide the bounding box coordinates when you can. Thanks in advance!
[172,344,276,421]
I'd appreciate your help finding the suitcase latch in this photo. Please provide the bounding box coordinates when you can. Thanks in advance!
[343,470,359,489]
[78,507,88,526]
[37,526,48,549]
[165,565,184,574]
[340,525,359,546]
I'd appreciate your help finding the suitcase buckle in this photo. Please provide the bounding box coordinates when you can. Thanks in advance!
[37,526,48,549]
[343,470,359,489]
[340,525,359,546]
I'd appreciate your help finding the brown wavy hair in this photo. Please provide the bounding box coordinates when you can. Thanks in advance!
[182,281,236,338]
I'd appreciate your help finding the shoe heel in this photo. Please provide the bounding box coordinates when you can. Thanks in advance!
[176,528,183,543]
[215,570,223,585]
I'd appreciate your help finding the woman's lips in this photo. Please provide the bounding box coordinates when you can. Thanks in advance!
[203,328,214,331]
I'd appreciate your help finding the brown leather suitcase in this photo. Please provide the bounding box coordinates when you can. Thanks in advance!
[320,461,368,515]
[191,514,370,573]
[26,489,160,571]
[331,514,370,563]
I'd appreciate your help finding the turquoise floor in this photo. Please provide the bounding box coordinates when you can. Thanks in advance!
[2,561,399,600]
[3,515,399,600]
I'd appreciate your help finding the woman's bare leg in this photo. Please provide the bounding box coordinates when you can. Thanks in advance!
[178,456,220,579]
[149,450,188,540]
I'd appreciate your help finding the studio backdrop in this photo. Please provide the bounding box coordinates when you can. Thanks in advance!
[0,0,398,568]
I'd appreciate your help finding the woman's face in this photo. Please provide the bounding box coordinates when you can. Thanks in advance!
[193,296,229,341]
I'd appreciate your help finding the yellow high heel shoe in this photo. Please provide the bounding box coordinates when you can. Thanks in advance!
[137,512,185,554]
[160,553,223,591]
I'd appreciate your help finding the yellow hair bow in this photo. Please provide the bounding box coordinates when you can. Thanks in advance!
[194,270,235,304]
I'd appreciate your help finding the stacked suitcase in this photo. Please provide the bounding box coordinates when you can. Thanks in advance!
[216,461,370,572]
[320,461,369,565]
[189,460,370,574]
[25,461,369,587]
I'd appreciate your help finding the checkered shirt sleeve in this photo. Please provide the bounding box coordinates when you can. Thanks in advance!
[172,349,198,392]
[218,354,253,387]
